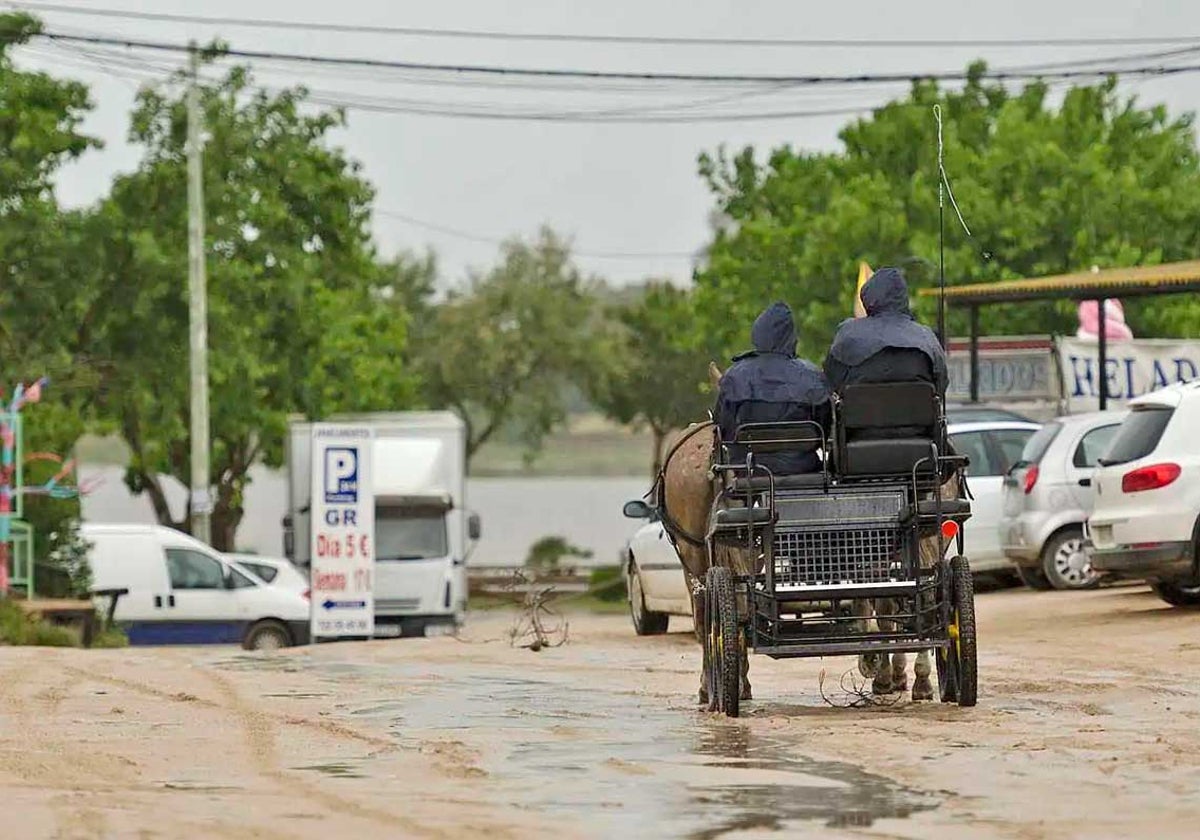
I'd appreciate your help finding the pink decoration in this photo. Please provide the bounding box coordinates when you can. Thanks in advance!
[1076,299,1133,342]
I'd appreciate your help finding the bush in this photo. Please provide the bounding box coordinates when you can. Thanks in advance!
[588,566,626,602]
[525,536,593,573]
[91,625,129,648]
[35,519,93,599]
[0,600,80,647]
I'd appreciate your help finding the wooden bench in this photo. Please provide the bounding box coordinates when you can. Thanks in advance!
[15,588,128,648]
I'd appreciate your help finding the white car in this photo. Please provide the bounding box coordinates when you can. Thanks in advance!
[1088,382,1200,606]
[946,420,1043,574]
[620,500,692,635]
[228,554,309,596]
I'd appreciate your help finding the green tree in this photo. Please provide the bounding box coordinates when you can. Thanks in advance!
[588,282,715,478]
[694,66,1200,361]
[87,63,416,550]
[415,228,604,464]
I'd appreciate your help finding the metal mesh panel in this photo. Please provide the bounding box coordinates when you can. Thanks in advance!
[772,527,905,587]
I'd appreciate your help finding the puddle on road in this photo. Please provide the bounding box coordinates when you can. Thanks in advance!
[349,666,939,837]
[293,761,366,779]
[212,652,938,835]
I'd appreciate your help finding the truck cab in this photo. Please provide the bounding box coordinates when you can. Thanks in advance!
[283,412,479,638]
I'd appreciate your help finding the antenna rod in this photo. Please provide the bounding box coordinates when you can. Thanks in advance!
[935,104,947,349]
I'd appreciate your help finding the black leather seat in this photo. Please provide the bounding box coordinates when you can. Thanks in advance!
[835,383,943,479]
[842,438,935,477]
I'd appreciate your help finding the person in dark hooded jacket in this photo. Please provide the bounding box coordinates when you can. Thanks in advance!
[824,266,948,396]
[714,302,831,475]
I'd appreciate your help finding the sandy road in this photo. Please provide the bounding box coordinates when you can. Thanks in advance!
[3,585,1200,839]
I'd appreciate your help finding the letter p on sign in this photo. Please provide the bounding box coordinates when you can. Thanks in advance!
[324,446,358,504]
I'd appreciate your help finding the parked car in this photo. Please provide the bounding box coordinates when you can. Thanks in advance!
[999,411,1126,590]
[1088,382,1200,606]
[947,404,1036,424]
[947,420,1043,575]
[227,553,309,596]
[620,499,692,635]
[84,523,311,650]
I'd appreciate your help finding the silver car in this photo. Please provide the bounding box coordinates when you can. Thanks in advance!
[999,411,1127,590]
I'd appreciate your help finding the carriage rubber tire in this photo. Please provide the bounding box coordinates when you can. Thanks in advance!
[951,556,978,707]
[936,559,958,703]
[1015,564,1054,591]
[243,619,292,651]
[628,564,670,636]
[706,566,741,718]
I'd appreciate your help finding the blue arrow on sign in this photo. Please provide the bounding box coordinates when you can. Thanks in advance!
[322,598,367,610]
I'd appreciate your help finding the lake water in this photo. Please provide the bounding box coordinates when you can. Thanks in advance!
[79,465,651,567]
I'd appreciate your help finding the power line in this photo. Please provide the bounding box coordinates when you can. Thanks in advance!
[34,30,1200,86]
[12,2,1200,49]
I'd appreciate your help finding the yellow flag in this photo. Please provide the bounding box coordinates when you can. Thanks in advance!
[853,262,873,318]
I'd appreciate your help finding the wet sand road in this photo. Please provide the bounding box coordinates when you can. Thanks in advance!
[3,586,1200,839]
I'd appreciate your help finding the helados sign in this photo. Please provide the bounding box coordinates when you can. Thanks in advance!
[1056,338,1200,412]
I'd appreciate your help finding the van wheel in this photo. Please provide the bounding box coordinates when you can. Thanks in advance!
[244,620,293,651]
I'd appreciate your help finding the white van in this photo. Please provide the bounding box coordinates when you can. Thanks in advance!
[84,523,311,650]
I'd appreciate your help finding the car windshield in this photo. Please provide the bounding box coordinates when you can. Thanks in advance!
[1016,422,1061,468]
[1101,407,1175,466]
[376,507,449,561]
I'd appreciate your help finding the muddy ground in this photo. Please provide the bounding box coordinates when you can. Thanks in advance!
[3,585,1200,839]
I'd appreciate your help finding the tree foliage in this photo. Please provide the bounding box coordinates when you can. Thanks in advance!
[694,66,1200,363]
[588,282,715,477]
[414,228,603,464]
[85,64,416,549]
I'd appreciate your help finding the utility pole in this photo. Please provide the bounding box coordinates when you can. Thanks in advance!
[187,42,212,545]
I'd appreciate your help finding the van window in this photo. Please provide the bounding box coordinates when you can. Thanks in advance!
[228,567,257,589]
[1102,407,1175,465]
[376,507,449,561]
[166,549,226,590]
[1073,424,1120,468]
[240,562,278,583]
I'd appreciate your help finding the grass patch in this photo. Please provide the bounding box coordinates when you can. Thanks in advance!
[91,625,129,648]
[0,600,81,647]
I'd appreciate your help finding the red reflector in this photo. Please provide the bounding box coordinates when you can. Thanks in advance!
[1121,463,1181,493]
[941,520,959,540]
[1023,465,1040,495]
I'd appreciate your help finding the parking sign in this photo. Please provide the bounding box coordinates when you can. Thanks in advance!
[310,425,374,640]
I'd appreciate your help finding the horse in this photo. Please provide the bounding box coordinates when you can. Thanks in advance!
[656,363,758,708]
[855,471,962,701]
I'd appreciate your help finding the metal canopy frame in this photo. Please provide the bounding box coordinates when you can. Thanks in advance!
[919,260,1200,410]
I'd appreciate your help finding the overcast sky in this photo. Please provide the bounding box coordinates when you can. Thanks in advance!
[10,0,1200,288]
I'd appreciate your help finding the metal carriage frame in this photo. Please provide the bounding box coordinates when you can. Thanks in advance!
[700,382,979,717]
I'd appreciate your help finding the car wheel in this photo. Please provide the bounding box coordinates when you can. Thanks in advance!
[1041,530,1100,590]
[243,619,293,651]
[1015,564,1054,591]
[628,562,669,636]
[1151,580,1200,608]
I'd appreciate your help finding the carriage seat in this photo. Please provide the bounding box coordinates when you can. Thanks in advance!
[841,438,935,477]
[713,506,774,527]
[836,382,943,479]
[731,473,826,492]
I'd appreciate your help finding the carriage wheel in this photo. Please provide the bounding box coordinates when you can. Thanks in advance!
[706,566,742,718]
[950,555,978,707]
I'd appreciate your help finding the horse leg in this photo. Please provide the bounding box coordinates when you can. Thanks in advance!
[855,598,885,681]
[688,570,710,707]
[913,649,933,701]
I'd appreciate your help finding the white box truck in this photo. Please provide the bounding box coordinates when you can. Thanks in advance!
[282,412,479,638]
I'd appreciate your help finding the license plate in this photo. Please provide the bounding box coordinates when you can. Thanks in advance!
[374,624,402,638]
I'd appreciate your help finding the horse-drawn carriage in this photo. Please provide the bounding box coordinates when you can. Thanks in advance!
[697,381,977,717]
